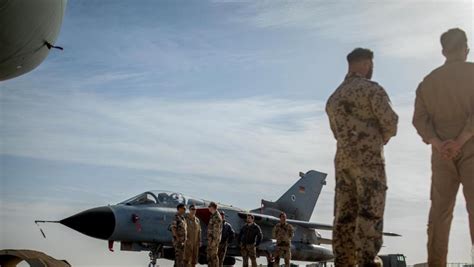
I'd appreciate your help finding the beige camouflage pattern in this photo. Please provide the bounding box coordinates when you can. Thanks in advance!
[333,164,387,266]
[326,73,398,267]
[326,73,398,168]
[207,212,222,267]
[272,222,294,267]
[240,244,257,267]
[184,214,201,267]
[171,213,187,267]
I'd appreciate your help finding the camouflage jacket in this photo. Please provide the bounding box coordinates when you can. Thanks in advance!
[326,73,398,166]
[171,213,187,244]
[207,211,222,244]
[272,222,294,246]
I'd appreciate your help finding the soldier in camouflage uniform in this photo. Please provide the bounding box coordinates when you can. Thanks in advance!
[272,212,294,267]
[171,204,188,267]
[207,202,223,267]
[184,204,201,267]
[326,48,398,267]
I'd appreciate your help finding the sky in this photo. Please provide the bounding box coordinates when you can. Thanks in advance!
[1,0,473,266]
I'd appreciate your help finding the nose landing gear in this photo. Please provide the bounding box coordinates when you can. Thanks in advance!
[148,244,162,267]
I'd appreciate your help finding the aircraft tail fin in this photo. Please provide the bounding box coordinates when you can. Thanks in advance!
[254,170,327,221]
[276,170,327,221]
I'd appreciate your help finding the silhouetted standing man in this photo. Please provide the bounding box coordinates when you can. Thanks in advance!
[326,48,398,266]
[413,28,474,266]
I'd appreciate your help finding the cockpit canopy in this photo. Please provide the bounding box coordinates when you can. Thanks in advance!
[119,191,206,208]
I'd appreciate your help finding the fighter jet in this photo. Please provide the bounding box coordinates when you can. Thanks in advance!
[36,170,400,266]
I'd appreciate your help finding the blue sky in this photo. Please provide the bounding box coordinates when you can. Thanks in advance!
[1,1,473,266]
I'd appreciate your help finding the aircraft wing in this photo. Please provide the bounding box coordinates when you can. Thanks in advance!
[238,212,332,229]
[290,220,401,237]
[318,237,333,245]
[238,212,401,237]
[289,220,333,231]
[380,231,402,237]
[237,212,279,226]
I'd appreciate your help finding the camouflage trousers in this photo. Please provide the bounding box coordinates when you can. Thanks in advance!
[240,244,257,267]
[218,242,228,267]
[427,146,474,266]
[332,163,387,267]
[173,242,186,267]
[274,245,291,267]
[207,240,220,267]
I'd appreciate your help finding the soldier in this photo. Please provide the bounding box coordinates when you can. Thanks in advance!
[207,202,223,267]
[272,212,294,267]
[218,211,235,267]
[184,204,201,267]
[238,214,263,267]
[171,204,187,267]
[326,48,398,267]
[412,28,474,266]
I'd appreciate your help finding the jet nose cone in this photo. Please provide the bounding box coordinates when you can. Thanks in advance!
[60,206,115,240]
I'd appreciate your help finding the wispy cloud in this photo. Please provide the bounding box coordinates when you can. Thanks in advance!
[1,87,471,263]
[1,1,473,265]
[0,88,329,182]
[232,0,473,58]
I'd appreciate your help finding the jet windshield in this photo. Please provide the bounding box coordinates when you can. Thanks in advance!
[120,192,158,206]
[120,191,205,207]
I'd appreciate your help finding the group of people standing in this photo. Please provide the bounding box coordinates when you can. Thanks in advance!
[171,27,472,267]
[327,28,473,266]
[170,202,228,267]
[171,202,295,267]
